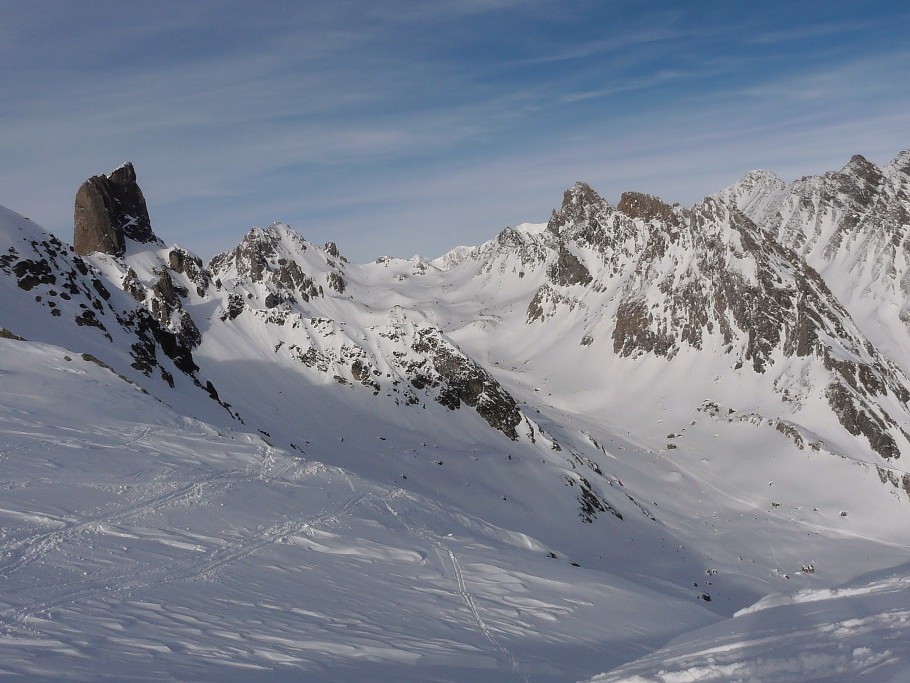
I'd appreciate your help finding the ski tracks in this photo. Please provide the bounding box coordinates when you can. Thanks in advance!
[377,494,529,683]
[0,442,288,577]
[0,488,368,634]
[0,451,369,635]
[0,470,236,576]
[174,491,368,583]
[445,547,530,683]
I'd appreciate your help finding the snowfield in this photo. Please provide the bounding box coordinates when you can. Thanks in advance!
[586,564,910,683]
[0,339,714,681]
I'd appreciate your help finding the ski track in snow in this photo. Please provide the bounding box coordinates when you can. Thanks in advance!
[0,481,369,637]
[0,470,236,576]
[166,491,368,584]
[0,440,283,578]
[375,494,530,683]
[444,547,530,683]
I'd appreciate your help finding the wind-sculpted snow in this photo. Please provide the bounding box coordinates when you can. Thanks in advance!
[586,564,910,682]
[0,339,715,681]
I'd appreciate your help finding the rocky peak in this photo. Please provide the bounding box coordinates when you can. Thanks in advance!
[838,154,884,190]
[324,241,347,264]
[617,191,681,226]
[889,149,910,176]
[209,223,323,308]
[842,153,875,174]
[733,170,788,196]
[74,162,157,256]
[547,182,612,236]
[214,225,294,281]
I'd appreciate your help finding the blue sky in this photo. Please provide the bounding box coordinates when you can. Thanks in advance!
[1,1,908,262]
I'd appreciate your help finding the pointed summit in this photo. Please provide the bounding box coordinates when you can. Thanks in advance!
[74,162,157,256]
[890,149,910,175]
[547,182,612,235]
[736,169,787,192]
[840,153,882,185]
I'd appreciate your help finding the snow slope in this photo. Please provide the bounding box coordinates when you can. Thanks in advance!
[0,338,715,682]
[586,564,910,683]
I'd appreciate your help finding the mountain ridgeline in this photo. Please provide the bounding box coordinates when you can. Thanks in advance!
[3,154,910,469]
[3,151,910,681]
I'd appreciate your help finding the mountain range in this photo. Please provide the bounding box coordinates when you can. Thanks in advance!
[1,151,909,681]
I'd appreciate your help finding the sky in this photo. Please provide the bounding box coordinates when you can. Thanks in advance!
[1,1,909,263]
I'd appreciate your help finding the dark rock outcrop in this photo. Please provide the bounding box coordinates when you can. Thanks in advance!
[547,244,592,287]
[169,248,209,296]
[324,241,347,263]
[617,191,681,226]
[74,162,156,256]
[411,326,523,440]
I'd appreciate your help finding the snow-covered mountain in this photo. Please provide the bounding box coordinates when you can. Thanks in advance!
[1,154,909,681]
[719,150,910,376]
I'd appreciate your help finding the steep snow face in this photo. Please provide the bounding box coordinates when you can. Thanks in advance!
[720,150,910,376]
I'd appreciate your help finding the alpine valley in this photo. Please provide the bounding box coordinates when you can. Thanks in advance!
[2,151,910,682]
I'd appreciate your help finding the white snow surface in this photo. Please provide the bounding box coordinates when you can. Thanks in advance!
[0,339,712,682]
[585,564,910,683]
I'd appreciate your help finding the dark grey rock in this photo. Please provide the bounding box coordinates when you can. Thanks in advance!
[617,191,680,226]
[327,272,346,293]
[74,162,156,256]
[547,244,592,287]
[122,268,146,302]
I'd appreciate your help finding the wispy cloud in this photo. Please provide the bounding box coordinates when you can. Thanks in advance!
[748,19,883,45]
[1,2,908,262]
[509,27,681,67]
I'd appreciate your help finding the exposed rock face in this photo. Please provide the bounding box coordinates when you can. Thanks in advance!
[74,180,123,256]
[547,182,610,237]
[410,326,524,440]
[74,162,156,256]
[617,191,680,226]
[324,241,347,263]
[547,244,592,287]
[209,225,323,307]
[122,268,146,302]
[719,149,910,374]
[168,248,209,297]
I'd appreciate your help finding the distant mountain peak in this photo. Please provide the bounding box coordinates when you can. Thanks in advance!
[831,153,885,190]
[547,181,612,235]
[735,169,787,192]
[616,191,679,224]
[890,149,910,174]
